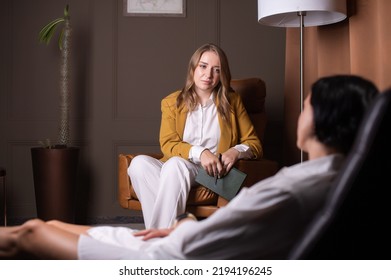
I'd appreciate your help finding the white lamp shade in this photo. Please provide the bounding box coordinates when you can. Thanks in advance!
[258,0,347,27]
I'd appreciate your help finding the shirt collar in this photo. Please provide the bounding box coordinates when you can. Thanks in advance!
[200,93,215,108]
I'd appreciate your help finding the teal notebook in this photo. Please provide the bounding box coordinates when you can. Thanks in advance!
[195,167,247,201]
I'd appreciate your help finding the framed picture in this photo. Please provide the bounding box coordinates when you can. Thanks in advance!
[124,0,186,17]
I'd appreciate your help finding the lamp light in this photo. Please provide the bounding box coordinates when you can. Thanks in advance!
[257,0,347,162]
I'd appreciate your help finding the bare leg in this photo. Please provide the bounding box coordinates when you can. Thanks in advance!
[0,219,80,259]
[46,220,92,235]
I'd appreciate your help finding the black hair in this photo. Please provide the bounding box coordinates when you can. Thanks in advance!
[311,75,378,154]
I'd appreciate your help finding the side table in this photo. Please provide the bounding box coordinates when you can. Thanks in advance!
[0,167,6,226]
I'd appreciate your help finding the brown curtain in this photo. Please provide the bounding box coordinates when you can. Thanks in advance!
[284,0,391,165]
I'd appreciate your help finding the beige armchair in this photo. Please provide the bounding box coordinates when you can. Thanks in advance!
[118,77,279,218]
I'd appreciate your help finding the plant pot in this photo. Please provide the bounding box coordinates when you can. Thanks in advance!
[31,146,79,223]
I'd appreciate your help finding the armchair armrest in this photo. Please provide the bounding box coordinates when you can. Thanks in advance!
[235,158,279,187]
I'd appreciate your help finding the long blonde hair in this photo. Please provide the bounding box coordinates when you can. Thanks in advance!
[176,43,233,123]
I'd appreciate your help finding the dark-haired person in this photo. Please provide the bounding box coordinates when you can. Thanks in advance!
[0,74,378,259]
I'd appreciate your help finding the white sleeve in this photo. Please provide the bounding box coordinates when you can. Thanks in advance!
[188,145,206,164]
[233,144,253,159]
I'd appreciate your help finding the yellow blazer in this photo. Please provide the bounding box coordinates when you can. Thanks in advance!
[159,90,263,162]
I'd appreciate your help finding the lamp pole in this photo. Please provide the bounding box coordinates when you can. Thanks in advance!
[299,11,306,163]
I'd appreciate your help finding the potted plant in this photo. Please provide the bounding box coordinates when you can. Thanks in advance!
[31,4,79,223]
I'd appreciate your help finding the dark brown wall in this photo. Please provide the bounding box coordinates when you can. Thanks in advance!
[0,0,285,222]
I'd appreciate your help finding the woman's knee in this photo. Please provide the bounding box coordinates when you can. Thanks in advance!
[24,218,46,230]
[46,219,62,227]
[24,218,45,227]
[128,155,145,177]
[128,155,155,177]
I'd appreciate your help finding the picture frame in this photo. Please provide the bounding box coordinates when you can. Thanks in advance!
[124,0,186,17]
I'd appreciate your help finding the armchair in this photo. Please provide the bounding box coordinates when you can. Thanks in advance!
[118,77,279,218]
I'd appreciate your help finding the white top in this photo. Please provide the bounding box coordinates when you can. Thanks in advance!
[184,94,252,164]
[78,154,344,259]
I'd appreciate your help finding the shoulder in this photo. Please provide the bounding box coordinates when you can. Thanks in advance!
[162,90,181,107]
[163,90,181,100]
[227,90,241,101]
[226,90,245,112]
[227,90,243,106]
[254,156,342,198]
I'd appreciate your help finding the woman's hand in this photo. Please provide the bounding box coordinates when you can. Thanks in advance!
[221,148,240,175]
[200,148,240,177]
[132,215,196,241]
[133,228,174,241]
[200,149,224,178]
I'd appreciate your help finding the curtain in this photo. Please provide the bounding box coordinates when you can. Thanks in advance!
[283,0,391,165]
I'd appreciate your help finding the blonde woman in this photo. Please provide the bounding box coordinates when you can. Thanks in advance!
[128,43,262,229]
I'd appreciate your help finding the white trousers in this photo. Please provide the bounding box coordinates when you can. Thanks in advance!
[127,155,199,229]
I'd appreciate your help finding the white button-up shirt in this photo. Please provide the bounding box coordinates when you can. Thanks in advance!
[184,94,252,164]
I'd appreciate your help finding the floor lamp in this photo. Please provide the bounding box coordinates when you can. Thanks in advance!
[257,0,347,162]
